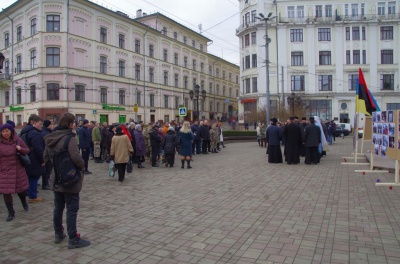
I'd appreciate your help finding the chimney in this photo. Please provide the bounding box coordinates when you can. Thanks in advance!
[136,9,142,18]
[143,12,147,16]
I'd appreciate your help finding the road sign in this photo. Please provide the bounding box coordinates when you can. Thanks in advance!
[179,107,187,116]
[93,110,97,114]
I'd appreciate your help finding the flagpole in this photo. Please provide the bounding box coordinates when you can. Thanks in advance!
[355,78,359,163]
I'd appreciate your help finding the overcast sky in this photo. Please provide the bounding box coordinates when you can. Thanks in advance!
[0,0,240,65]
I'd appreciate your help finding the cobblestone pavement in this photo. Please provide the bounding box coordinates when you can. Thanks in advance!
[1,138,400,264]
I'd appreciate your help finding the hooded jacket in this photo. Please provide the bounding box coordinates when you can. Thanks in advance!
[20,124,45,176]
[44,127,85,193]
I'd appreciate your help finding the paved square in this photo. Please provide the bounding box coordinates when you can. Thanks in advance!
[1,138,400,263]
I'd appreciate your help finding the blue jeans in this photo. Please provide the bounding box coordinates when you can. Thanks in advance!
[53,192,80,239]
[327,134,333,144]
[28,175,40,199]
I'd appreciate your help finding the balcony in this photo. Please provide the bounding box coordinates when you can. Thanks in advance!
[0,73,11,80]
[236,21,264,35]
[279,13,400,25]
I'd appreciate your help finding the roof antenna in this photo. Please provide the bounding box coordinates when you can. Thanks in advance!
[198,24,202,34]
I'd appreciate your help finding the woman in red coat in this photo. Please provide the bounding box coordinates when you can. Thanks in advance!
[0,124,30,221]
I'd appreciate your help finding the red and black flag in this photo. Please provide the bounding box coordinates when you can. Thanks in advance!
[356,68,379,116]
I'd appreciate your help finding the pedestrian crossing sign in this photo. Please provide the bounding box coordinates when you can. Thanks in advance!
[179,107,187,116]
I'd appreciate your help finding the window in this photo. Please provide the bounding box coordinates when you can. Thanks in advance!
[245,78,250,93]
[291,52,303,66]
[5,91,9,106]
[30,85,36,102]
[200,44,203,51]
[192,40,195,48]
[16,55,21,73]
[100,27,107,43]
[149,68,154,83]
[318,28,331,41]
[118,34,125,49]
[30,49,36,69]
[162,27,167,36]
[319,51,331,65]
[378,2,385,15]
[346,50,351,64]
[381,74,394,90]
[173,32,177,40]
[16,88,21,104]
[4,60,9,74]
[362,50,366,64]
[137,92,141,106]
[351,4,358,16]
[200,62,204,73]
[381,50,393,64]
[346,27,350,40]
[175,96,179,109]
[209,66,212,75]
[318,75,332,91]
[216,69,220,78]
[244,12,250,24]
[209,82,212,93]
[46,15,60,32]
[100,88,107,103]
[174,53,178,65]
[362,26,366,40]
[223,86,226,96]
[252,77,257,93]
[388,1,396,14]
[150,94,155,107]
[163,71,168,85]
[387,103,400,110]
[325,5,332,17]
[119,60,125,77]
[251,32,256,44]
[216,84,220,95]
[163,49,168,62]
[217,102,220,113]
[244,34,250,46]
[75,85,85,102]
[229,73,232,82]
[164,95,169,108]
[353,50,360,64]
[290,29,303,42]
[193,59,196,71]
[184,56,188,67]
[46,47,60,67]
[381,26,393,40]
[352,27,360,40]
[149,44,154,57]
[16,26,22,42]
[348,74,358,90]
[135,39,140,53]
[291,75,305,91]
[4,32,9,48]
[100,56,107,73]
[135,64,141,80]
[30,18,36,35]
[47,83,60,100]
[345,4,349,16]
[297,6,304,18]
[229,88,232,97]
[174,74,179,87]
[252,54,257,67]
[183,36,187,44]
[119,90,125,105]
[315,5,322,17]
[245,55,250,69]
[288,6,295,18]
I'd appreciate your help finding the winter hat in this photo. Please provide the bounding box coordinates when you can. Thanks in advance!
[168,127,175,132]
[108,125,115,131]
[115,126,123,134]
[0,124,15,134]
[43,119,51,128]
[135,124,141,130]
[6,120,15,128]
[82,119,89,125]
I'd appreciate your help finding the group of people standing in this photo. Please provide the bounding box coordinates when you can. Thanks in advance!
[258,116,328,165]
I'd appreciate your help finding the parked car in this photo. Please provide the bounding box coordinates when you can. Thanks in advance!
[333,127,350,138]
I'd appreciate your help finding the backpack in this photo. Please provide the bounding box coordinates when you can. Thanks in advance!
[20,131,31,149]
[53,136,81,189]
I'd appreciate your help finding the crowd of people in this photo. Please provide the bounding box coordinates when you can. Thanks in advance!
[257,116,331,165]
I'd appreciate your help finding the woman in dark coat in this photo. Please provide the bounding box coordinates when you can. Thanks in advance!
[161,127,178,167]
[134,125,146,168]
[178,121,194,169]
[266,118,283,163]
[0,124,30,221]
[106,125,115,161]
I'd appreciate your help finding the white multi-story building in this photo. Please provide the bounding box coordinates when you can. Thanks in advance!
[0,0,239,126]
[237,0,399,124]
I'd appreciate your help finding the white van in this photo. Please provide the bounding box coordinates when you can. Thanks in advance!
[337,123,352,132]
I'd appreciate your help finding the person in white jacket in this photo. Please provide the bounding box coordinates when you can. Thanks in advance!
[256,123,261,146]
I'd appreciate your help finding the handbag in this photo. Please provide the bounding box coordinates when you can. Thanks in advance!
[16,140,31,167]
[108,160,115,177]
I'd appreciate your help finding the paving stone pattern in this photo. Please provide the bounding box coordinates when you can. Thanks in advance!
[1,138,400,263]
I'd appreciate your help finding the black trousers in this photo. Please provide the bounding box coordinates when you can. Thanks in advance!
[115,163,127,181]
[202,140,209,153]
[53,192,80,239]
[151,146,159,165]
[42,161,53,186]
[305,147,319,164]
[81,148,90,171]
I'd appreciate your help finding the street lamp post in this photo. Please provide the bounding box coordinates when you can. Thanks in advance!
[287,92,302,116]
[189,84,206,121]
[256,12,276,125]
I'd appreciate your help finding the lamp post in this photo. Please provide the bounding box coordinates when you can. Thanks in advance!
[189,84,206,121]
[287,92,302,116]
[256,12,276,125]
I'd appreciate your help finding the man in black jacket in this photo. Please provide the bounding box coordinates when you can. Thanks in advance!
[150,124,161,167]
[200,120,210,154]
[40,119,54,190]
[304,117,321,165]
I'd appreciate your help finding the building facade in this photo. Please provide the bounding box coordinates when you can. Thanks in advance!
[237,0,399,124]
[0,0,239,126]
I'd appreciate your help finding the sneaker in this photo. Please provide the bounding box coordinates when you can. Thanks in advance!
[68,234,90,249]
[28,197,43,203]
[54,233,67,243]
[84,170,92,175]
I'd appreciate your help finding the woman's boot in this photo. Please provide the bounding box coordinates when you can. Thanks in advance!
[187,160,192,169]
[18,192,29,212]
[181,160,185,169]
[6,203,15,221]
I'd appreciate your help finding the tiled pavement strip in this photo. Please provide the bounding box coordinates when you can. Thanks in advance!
[1,138,400,264]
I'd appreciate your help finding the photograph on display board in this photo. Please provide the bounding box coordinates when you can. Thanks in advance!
[378,123,383,134]
[377,134,383,145]
[372,112,377,122]
[383,123,389,135]
[376,111,382,122]
[389,123,395,136]
[389,136,395,148]
[381,145,387,157]
[381,111,387,122]
[388,110,394,122]
[383,135,389,147]
[373,134,377,144]
[398,140,400,149]
[375,144,380,155]
[398,123,400,136]
[373,123,378,133]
